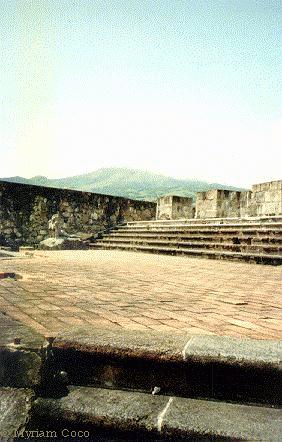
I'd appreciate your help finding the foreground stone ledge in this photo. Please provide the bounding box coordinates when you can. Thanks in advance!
[33,386,282,441]
[163,395,282,441]
[0,387,34,440]
[34,386,167,435]
[53,328,282,405]
[54,327,190,362]
[184,335,282,368]
[54,327,282,369]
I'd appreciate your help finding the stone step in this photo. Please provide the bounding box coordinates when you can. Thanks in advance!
[52,328,282,407]
[127,216,282,225]
[2,328,281,440]
[118,224,282,235]
[31,386,282,441]
[124,219,282,229]
[109,232,282,240]
[98,238,282,251]
[118,226,282,235]
[90,242,282,263]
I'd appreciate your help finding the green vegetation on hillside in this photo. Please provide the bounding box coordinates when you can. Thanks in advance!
[1,168,245,201]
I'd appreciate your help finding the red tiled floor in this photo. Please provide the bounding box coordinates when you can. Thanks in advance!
[0,250,281,339]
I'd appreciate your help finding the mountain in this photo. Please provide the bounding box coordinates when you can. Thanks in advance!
[1,168,245,201]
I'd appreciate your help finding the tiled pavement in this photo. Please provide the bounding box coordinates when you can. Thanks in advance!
[0,250,281,339]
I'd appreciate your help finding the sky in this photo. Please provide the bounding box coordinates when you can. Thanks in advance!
[0,0,281,187]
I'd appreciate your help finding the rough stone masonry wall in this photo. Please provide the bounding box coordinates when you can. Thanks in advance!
[196,189,241,218]
[0,181,156,246]
[195,190,219,218]
[156,195,193,220]
[251,181,282,216]
[196,181,282,218]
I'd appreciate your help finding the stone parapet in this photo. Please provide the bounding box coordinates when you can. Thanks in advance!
[196,180,282,218]
[156,195,193,220]
[251,180,282,216]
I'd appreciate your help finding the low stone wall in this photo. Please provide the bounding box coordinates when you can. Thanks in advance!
[0,181,156,246]
[195,180,282,219]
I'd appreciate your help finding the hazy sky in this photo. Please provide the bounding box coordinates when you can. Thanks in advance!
[1,0,281,187]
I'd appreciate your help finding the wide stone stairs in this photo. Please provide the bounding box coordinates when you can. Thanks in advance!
[90,217,282,265]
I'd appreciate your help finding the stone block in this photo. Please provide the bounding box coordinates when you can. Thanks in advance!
[38,237,88,250]
[33,386,167,435]
[183,335,281,368]
[54,326,190,362]
[31,387,282,441]
[0,348,42,388]
[0,387,34,440]
[163,396,282,441]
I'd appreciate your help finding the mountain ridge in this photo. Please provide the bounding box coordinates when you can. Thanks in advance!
[1,167,246,201]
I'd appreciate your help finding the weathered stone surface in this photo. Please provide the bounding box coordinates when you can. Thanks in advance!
[0,312,43,388]
[39,237,87,250]
[32,387,282,440]
[0,349,42,388]
[252,181,282,216]
[0,181,156,246]
[54,327,190,362]
[0,312,44,349]
[183,335,282,368]
[163,396,282,441]
[0,387,34,440]
[156,195,193,220]
[53,328,282,404]
[196,189,242,218]
[33,386,167,434]
[196,180,282,219]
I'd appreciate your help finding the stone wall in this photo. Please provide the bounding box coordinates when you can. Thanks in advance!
[0,181,156,246]
[195,190,218,218]
[251,181,282,216]
[216,190,241,218]
[156,195,193,220]
[195,189,247,219]
[195,180,282,219]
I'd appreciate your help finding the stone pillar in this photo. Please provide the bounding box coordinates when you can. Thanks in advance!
[156,195,193,220]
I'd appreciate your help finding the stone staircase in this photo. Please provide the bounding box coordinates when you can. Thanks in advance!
[90,217,282,265]
[1,320,282,441]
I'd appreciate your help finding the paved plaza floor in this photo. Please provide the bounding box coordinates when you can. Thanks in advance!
[0,250,281,339]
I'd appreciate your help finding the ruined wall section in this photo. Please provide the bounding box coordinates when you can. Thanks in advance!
[196,181,282,218]
[216,190,241,218]
[196,189,248,219]
[156,196,193,220]
[251,181,282,216]
[195,190,218,218]
[156,196,173,220]
[0,181,156,245]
